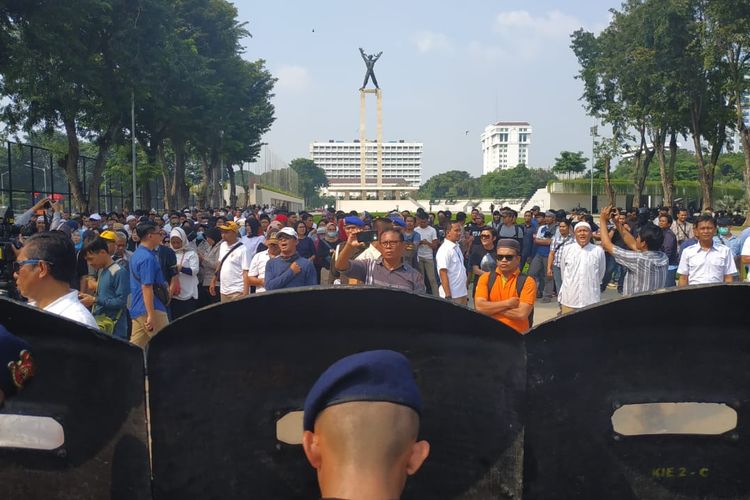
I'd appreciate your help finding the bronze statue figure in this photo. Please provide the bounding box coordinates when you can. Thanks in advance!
[359,48,382,89]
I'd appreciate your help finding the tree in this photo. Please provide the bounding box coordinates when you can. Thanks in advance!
[289,158,328,208]
[479,165,556,199]
[552,151,588,178]
[417,170,479,199]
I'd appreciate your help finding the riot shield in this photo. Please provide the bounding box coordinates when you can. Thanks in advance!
[524,284,750,500]
[147,287,525,500]
[0,298,151,500]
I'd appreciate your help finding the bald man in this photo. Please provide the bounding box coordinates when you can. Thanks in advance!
[302,350,430,500]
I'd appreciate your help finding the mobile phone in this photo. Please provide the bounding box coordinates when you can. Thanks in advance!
[356,230,378,244]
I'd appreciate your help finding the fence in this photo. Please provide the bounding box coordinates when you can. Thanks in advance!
[0,141,166,213]
[240,144,301,198]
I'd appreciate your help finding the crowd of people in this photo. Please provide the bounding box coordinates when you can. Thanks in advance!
[4,197,750,346]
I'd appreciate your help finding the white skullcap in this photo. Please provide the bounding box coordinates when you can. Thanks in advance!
[574,221,591,231]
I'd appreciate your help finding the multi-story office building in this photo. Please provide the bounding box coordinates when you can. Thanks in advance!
[310,139,422,199]
[480,122,532,174]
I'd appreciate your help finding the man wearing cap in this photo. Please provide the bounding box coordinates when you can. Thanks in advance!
[329,216,366,285]
[335,228,426,293]
[128,221,170,347]
[475,239,537,333]
[209,221,251,302]
[13,231,99,329]
[88,213,102,231]
[302,350,430,499]
[557,221,606,313]
[264,227,317,290]
[244,229,280,294]
[0,325,35,409]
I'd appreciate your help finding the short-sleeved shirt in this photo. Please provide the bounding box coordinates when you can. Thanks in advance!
[247,249,274,293]
[219,241,251,295]
[414,225,438,260]
[550,234,574,267]
[435,239,468,298]
[611,246,668,295]
[475,269,537,333]
[129,245,168,318]
[534,225,552,258]
[44,290,99,329]
[347,258,426,293]
[677,242,737,285]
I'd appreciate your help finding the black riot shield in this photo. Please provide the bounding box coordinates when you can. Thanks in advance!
[524,284,750,500]
[147,287,525,500]
[0,298,151,500]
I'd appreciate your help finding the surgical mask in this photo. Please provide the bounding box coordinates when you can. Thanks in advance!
[327,230,338,238]
[196,232,204,241]
[718,227,729,236]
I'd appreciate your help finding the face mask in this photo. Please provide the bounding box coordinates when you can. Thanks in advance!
[196,232,204,241]
[327,230,338,238]
[718,227,729,236]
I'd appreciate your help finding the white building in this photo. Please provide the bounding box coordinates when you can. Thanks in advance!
[480,122,532,174]
[310,140,422,188]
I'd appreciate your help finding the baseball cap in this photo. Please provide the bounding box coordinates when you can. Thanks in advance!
[303,350,422,431]
[277,227,297,239]
[265,230,280,244]
[99,230,117,241]
[217,221,239,232]
[89,213,102,221]
[126,215,136,223]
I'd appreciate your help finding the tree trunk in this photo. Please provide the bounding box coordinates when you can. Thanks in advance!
[632,126,653,208]
[741,127,750,227]
[689,103,715,211]
[653,127,675,211]
[209,147,222,208]
[227,163,237,208]
[602,156,615,207]
[158,144,174,211]
[61,117,87,212]
[141,179,152,210]
[171,139,188,209]
[706,128,725,211]
[85,121,120,213]
[197,154,210,209]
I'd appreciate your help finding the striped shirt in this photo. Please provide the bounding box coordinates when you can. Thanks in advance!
[611,246,668,295]
[347,257,426,294]
[550,233,574,267]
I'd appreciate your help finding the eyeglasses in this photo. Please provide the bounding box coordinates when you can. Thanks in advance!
[13,259,52,273]
[495,254,517,261]
[380,240,402,248]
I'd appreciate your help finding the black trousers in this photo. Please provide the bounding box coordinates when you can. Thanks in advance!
[171,298,197,319]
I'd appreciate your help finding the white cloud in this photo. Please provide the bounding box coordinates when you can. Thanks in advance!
[275,65,311,93]
[494,10,581,38]
[412,30,455,55]
[475,10,583,61]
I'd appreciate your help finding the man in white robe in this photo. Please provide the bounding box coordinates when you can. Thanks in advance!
[558,222,606,314]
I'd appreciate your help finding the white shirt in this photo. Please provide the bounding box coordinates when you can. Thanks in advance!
[218,241,250,295]
[435,239,467,298]
[44,290,98,329]
[742,238,750,282]
[356,244,382,261]
[677,242,737,285]
[558,243,606,309]
[174,249,200,300]
[414,226,437,260]
[247,249,276,293]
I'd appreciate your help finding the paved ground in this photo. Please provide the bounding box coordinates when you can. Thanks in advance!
[532,286,622,325]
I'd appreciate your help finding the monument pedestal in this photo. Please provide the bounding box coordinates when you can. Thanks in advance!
[359,88,383,195]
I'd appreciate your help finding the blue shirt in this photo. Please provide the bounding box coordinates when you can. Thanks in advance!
[264,253,318,291]
[93,261,130,340]
[129,245,167,318]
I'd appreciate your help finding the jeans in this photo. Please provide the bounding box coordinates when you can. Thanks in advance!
[553,266,563,295]
[601,253,616,292]
[528,255,549,298]
[665,266,677,288]
[418,257,440,296]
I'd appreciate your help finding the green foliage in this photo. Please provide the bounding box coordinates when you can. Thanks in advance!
[417,170,479,199]
[552,151,589,177]
[479,165,557,199]
[612,150,745,183]
[289,158,328,207]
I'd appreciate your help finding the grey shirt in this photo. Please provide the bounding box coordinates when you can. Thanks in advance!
[347,257,426,294]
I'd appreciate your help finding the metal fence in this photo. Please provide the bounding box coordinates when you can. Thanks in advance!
[242,144,301,197]
[0,141,166,213]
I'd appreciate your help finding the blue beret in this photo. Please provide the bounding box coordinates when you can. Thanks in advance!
[0,325,34,397]
[389,217,406,227]
[303,350,422,431]
[343,216,364,227]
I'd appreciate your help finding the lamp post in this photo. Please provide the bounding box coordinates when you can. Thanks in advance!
[131,90,137,210]
[590,125,598,212]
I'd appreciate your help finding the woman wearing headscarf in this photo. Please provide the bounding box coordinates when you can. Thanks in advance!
[169,227,200,319]
[196,227,222,308]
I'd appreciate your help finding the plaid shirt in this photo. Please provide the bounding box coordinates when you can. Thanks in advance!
[611,246,668,295]
[550,234,573,267]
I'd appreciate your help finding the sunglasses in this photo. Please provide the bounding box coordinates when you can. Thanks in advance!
[13,259,52,273]
[495,254,517,261]
[480,234,493,239]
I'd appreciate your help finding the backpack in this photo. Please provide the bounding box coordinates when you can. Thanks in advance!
[486,271,535,327]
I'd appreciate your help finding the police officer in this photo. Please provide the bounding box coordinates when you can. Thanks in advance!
[302,350,430,500]
[0,325,34,408]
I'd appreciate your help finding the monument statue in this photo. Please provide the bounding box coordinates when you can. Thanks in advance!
[359,48,382,90]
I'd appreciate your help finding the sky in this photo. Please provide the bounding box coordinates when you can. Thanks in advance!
[234,1,619,181]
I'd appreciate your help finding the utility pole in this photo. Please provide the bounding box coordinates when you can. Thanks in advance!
[131,90,137,210]
[590,125,598,212]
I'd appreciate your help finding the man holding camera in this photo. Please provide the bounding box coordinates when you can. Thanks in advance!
[335,228,425,293]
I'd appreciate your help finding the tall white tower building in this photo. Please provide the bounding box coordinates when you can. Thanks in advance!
[481,122,532,174]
